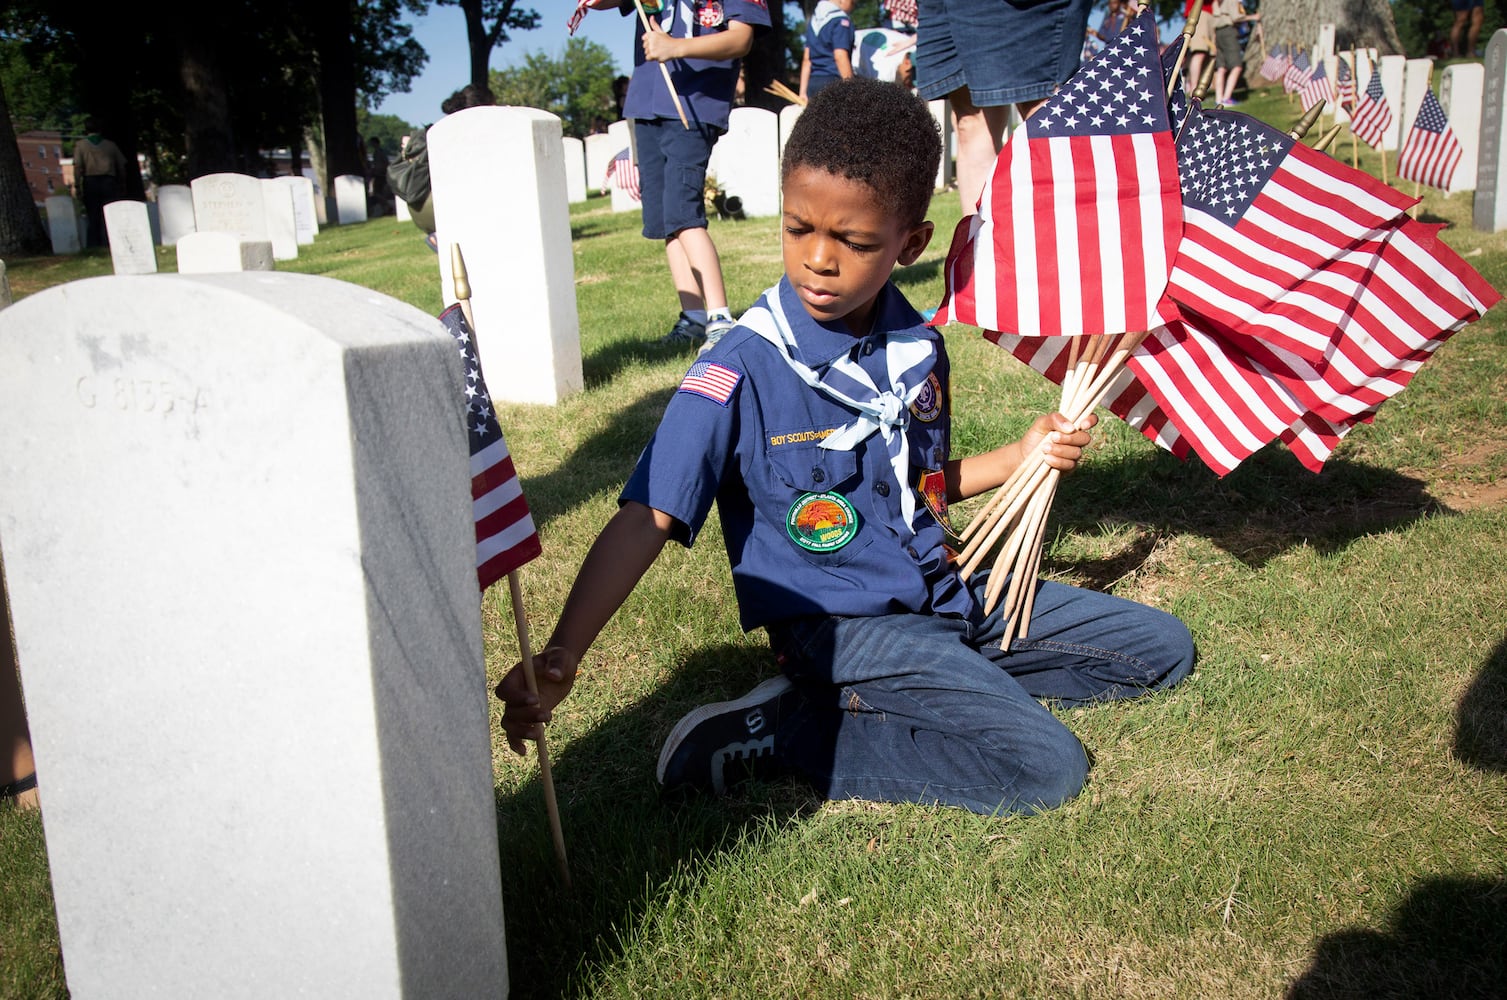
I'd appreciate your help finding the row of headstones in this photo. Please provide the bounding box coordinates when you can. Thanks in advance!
[559,101,965,217]
[1299,25,1507,229]
[45,171,377,272]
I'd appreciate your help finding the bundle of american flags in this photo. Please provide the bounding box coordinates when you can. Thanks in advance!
[932,9,1499,636]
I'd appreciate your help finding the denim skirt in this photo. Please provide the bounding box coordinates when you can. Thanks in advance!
[915,0,1095,106]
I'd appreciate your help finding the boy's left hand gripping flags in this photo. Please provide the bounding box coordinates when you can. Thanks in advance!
[439,304,543,591]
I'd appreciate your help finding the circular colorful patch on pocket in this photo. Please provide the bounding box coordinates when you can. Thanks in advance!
[786,492,859,552]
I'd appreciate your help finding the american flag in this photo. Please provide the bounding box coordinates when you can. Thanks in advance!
[1399,89,1463,191]
[1349,66,1394,149]
[996,215,1499,475]
[1166,102,1415,368]
[1299,60,1333,112]
[1260,43,1291,83]
[884,0,917,29]
[567,0,590,35]
[934,10,1181,338]
[438,304,543,590]
[1336,56,1356,109]
[1283,50,1313,94]
[678,359,742,405]
[605,147,641,201]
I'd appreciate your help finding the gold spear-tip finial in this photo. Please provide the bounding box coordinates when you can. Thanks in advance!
[1288,101,1325,140]
[450,243,471,303]
[1194,61,1217,102]
[1312,122,1345,152]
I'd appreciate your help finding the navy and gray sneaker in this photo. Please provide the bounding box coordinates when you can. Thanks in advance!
[659,312,706,346]
[697,316,736,356]
[657,675,797,795]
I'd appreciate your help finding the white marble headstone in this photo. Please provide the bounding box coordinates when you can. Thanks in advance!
[260,179,300,260]
[269,175,319,244]
[157,185,196,246]
[175,231,274,274]
[927,100,957,191]
[778,104,803,159]
[707,107,779,218]
[301,168,328,225]
[45,195,80,255]
[1378,55,1407,152]
[334,174,368,224]
[429,105,583,405]
[103,201,158,275]
[606,119,641,213]
[0,271,509,1000]
[1317,24,1336,60]
[191,173,270,240]
[561,136,587,204]
[1441,62,1485,193]
[394,197,412,221]
[584,132,616,194]
[1402,58,1436,151]
[1474,30,1507,231]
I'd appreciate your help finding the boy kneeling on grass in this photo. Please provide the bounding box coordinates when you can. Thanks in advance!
[498,79,1195,816]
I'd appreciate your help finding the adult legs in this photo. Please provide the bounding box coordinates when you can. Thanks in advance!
[1218,65,1243,104]
[950,88,1034,216]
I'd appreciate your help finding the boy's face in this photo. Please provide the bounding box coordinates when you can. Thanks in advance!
[781,165,933,337]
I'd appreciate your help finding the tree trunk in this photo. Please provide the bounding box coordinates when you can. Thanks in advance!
[0,76,52,256]
[176,24,239,177]
[1252,0,1404,79]
[460,0,492,91]
[310,0,365,180]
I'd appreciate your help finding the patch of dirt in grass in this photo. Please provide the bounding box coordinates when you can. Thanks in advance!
[1409,439,1507,512]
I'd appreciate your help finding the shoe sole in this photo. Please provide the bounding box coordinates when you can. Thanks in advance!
[655,675,794,785]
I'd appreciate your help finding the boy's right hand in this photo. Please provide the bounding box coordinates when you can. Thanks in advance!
[496,647,579,755]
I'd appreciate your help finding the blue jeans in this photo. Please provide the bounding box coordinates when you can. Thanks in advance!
[766,577,1195,815]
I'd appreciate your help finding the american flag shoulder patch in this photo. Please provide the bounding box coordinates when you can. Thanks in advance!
[678,360,742,406]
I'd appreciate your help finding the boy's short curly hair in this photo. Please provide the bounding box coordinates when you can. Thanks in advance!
[781,79,941,228]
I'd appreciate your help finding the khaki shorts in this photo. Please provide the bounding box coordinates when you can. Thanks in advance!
[1189,8,1217,54]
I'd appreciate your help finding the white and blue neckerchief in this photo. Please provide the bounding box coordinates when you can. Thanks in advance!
[738,286,936,533]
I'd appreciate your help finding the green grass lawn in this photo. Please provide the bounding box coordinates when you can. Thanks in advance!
[3,85,1506,998]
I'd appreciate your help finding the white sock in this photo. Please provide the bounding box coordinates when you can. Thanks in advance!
[706,308,733,323]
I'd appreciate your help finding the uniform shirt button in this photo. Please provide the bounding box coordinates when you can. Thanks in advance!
[875,481,890,496]
[811,468,825,483]
[862,341,876,356]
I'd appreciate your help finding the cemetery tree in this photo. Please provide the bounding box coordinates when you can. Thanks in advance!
[0,74,51,255]
[489,38,618,138]
[1253,0,1404,57]
[438,0,542,91]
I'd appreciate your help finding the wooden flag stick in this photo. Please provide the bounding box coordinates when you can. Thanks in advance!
[452,244,572,888]
[633,0,691,130]
[1349,51,1360,168]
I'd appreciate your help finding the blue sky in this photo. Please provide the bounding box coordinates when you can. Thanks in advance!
[370,6,640,127]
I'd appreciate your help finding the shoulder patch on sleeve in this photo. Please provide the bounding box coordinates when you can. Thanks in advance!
[677,360,743,406]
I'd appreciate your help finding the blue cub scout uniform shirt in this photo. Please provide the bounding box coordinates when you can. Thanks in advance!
[806,0,856,77]
[622,278,977,632]
[623,0,773,132]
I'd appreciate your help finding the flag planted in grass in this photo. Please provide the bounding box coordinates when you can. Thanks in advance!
[1299,60,1334,112]
[935,9,1181,338]
[1350,67,1394,149]
[438,304,543,591]
[1283,50,1313,94]
[1399,89,1464,191]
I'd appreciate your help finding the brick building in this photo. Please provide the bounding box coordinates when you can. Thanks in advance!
[17,130,71,204]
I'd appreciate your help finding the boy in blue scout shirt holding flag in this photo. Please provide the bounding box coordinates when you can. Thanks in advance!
[581,0,771,353]
[498,79,1195,817]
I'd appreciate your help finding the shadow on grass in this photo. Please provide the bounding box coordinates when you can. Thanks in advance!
[1286,875,1507,999]
[581,338,701,391]
[1046,444,1452,570]
[493,643,813,1000]
[1454,634,1507,773]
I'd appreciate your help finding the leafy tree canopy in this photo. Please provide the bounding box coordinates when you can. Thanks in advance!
[489,37,620,138]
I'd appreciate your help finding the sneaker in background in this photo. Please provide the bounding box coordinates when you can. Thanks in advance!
[698,316,736,356]
[657,675,798,795]
[660,312,706,346]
